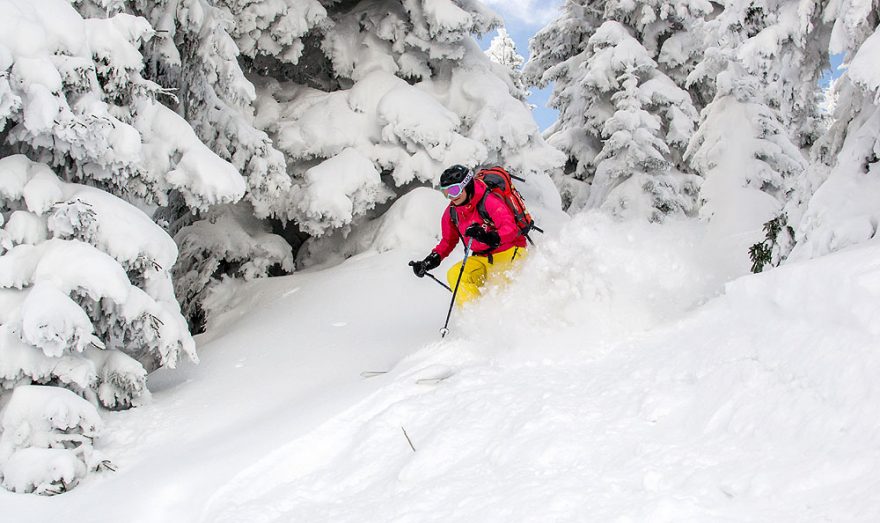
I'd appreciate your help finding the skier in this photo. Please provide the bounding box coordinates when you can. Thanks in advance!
[409,164,528,305]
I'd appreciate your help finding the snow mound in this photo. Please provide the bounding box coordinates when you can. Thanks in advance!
[0,385,104,495]
[200,233,880,522]
[297,187,448,269]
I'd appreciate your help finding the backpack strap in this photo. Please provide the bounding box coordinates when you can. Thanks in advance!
[475,190,495,229]
[471,190,503,260]
[448,206,466,243]
[449,185,506,260]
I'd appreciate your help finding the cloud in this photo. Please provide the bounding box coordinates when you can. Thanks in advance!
[481,0,562,28]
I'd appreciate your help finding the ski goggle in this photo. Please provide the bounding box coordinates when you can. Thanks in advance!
[440,170,474,199]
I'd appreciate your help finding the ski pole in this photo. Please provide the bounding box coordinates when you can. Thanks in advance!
[425,272,452,292]
[409,261,452,292]
[440,237,473,338]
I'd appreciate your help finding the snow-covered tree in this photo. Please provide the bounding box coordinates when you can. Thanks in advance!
[0,386,106,495]
[0,0,248,492]
[681,0,877,267]
[73,0,563,319]
[688,1,832,148]
[685,2,808,246]
[524,1,611,210]
[68,0,299,328]
[685,68,805,241]
[0,0,245,365]
[0,155,195,402]
[585,22,701,220]
[172,203,294,331]
[525,3,705,219]
[0,156,198,491]
[244,0,564,248]
[0,0,245,211]
[485,28,530,101]
[788,1,880,260]
[73,0,289,219]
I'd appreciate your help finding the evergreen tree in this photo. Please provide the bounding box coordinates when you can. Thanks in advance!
[588,22,701,220]
[788,1,880,259]
[685,2,807,244]
[524,1,610,209]
[0,0,242,491]
[0,156,190,400]
[0,0,239,370]
[0,386,107,495]
[85,0,564,320]
[688,1,831,148]
[525,2,705,219]
[74,0,297,329]
[1,0,245,209]
[685,0,876,265]
[79,0,293,218]
[0,155,197,492]
[485,28,530,101]
[243,0,564,244]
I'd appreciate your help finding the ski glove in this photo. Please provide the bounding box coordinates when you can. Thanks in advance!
[409,251,441,277]
[465,223,501,249]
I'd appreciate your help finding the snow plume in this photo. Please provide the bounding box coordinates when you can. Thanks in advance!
[460,212,730,347]
[0,156,195,493]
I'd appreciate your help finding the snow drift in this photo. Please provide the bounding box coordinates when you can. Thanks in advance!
[201,231,880,522]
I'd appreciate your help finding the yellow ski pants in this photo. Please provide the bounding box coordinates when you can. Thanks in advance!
[446,246,526,305]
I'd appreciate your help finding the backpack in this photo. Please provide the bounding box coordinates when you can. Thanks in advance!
[449,166,542,246]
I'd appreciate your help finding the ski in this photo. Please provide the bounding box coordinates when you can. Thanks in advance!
[415,372,454,385]
[361,370,454,384]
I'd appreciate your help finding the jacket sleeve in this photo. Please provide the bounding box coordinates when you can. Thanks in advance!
[483,193,520,245]
[432,207,459,259]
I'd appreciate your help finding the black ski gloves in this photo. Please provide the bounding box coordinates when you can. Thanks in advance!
[409,251,441,277]
[465,223,500,249]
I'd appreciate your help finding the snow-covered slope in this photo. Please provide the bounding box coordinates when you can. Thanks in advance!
[0,244,453,521]
[3,214,879,522]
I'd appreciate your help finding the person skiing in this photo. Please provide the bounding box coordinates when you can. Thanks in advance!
[409,164,528,305]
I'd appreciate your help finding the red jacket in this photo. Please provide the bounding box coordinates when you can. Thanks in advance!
[433,181,527,259]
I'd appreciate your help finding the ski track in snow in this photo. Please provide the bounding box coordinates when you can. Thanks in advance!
[4,216,880,522]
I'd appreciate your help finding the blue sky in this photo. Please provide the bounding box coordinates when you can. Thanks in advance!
[820,53,846,88]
